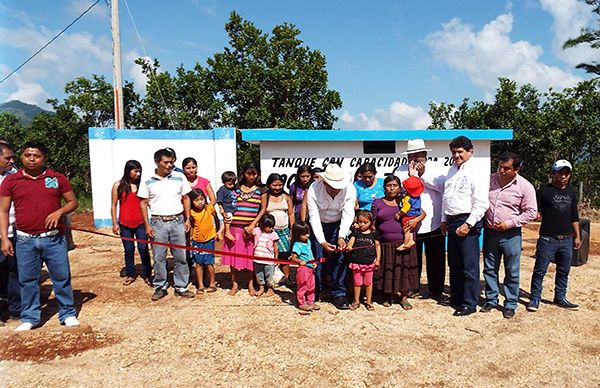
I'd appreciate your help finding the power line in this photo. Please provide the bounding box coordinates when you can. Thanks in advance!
[0,0,101,86]
[123,0,177,129]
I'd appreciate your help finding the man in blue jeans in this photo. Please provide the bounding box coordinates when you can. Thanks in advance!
[481,152,537,319]
[306,164,356,310]
[528,160,581,312]
[441,136,489,317]
[0,141,79,331]
[139,148,194,301]
[0,140,20,325]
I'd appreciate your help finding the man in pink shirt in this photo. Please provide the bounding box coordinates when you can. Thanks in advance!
[481,152,537,319]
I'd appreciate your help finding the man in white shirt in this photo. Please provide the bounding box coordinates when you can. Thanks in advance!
[0,140,19,324]
[394,139,448,303]
[306,163,356,310]
[139,148,193,301]
[441,136,489,316]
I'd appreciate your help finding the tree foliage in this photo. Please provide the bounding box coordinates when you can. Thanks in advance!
[429,78,600,204]
[563,0,600,76]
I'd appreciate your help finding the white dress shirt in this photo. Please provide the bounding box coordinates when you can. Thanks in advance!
[394,162,446,234]
[441,158,489,226]
[306,180,356,244]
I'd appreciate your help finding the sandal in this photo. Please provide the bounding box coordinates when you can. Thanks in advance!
[123,277,135,286]
[383,300,391,308]
[350,302,360,310]
[206,286,217,293]
[196,287,206,294]
[365,303,375,311]
[400,300,413,310]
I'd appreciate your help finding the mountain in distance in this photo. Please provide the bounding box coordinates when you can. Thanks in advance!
[0,100,52,126]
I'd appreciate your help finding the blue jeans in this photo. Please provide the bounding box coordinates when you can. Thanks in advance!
[314,221,347,299]
[254,262,274,287]
[530,236,573,301]
[0,237,20,317]
[119,223,152,278]
[150,215,189,292]
[16,234,76,325]
[483,228,522,309]
[446,214,482,310]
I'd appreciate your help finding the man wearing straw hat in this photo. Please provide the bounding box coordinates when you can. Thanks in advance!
[306,163,356,310]
[394,139,448,303]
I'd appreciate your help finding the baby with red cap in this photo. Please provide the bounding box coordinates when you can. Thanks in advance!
[396,176,425,251]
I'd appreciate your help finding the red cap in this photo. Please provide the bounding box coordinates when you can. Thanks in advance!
[402,176,424,197]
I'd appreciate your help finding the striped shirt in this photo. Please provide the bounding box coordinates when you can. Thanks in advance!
[231,186,265,228]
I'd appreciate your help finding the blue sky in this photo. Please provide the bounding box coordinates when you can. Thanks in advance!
[0,0,596,129]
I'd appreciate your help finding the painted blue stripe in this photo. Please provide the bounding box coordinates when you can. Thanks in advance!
[94,218,113,228]
[241,129,513,142]
[88,127,235,140]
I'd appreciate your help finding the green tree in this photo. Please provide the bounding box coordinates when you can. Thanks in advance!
[563,0,600,75]
[429,78,600,204]
[207,11,342,129]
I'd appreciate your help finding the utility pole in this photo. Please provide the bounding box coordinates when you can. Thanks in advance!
[111,0,125,129]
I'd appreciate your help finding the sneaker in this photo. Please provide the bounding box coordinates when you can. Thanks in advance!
[527,299,540,312]
[554,298,579,310]
[14,322,34,332]
[151,289,168,301]
[64,316,80,327]
[174,289,195,298]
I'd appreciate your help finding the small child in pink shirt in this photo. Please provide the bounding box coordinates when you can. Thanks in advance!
[253,214,279,297]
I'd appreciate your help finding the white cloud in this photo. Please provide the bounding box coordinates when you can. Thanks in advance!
[124,51,150,94]
[340,101,432,130]
[0,24,112,105]
[425,12,582,94]
[68,0,109,20]
[539,0,597,67]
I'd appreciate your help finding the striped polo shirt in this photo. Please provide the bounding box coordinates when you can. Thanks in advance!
[137,173,191,216]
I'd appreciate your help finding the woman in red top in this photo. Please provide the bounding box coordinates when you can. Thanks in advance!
[110,160,152,286]
[182,157,217,204]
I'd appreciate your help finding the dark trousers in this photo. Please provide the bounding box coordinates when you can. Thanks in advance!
[0,237,20,317]
[416,227,446,296]
[119,223,152,278]
[446,214,482,310]
[314,221,347,299]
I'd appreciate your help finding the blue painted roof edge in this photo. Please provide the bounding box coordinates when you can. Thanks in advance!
[88,127,235,140]
[241,129,513,141]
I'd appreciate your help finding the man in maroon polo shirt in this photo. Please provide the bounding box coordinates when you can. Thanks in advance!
[0,141,79,331]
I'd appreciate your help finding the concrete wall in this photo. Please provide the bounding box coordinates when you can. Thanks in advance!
[88,128,236,228]
[241,129,511,189]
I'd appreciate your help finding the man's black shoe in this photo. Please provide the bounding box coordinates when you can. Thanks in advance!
[503,308,516,319]
[333,297,350,310]
[453,307,476,317]
[151,288,168,301]
[432,294,451,306]
[174,289,195,298]
[554,298,579,310]
[480,302,498,313]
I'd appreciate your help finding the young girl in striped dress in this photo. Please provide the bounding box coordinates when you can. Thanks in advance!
[221,163,267,296]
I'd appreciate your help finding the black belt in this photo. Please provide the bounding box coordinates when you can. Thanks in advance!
[547,234,572,240]
[446,213,469,220]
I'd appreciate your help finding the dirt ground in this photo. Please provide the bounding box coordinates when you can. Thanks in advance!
[1,212,599,387]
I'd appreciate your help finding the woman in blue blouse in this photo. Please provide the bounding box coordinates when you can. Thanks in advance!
[353,162,385,211]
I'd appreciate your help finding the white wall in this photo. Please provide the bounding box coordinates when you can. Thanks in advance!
[258,140,491,188]
[88,128,236,228]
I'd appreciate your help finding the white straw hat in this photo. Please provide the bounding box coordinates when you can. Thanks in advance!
[317,163,350,190]
[401,139,432,155]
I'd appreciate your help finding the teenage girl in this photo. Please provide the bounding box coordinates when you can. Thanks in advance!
[265,173,295,284]
[222,162,267,296]
[110,160,152,286]
[188,188,222,293]
[346,211,381,311]
[289,165,314,221]
[290,221,319,314]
